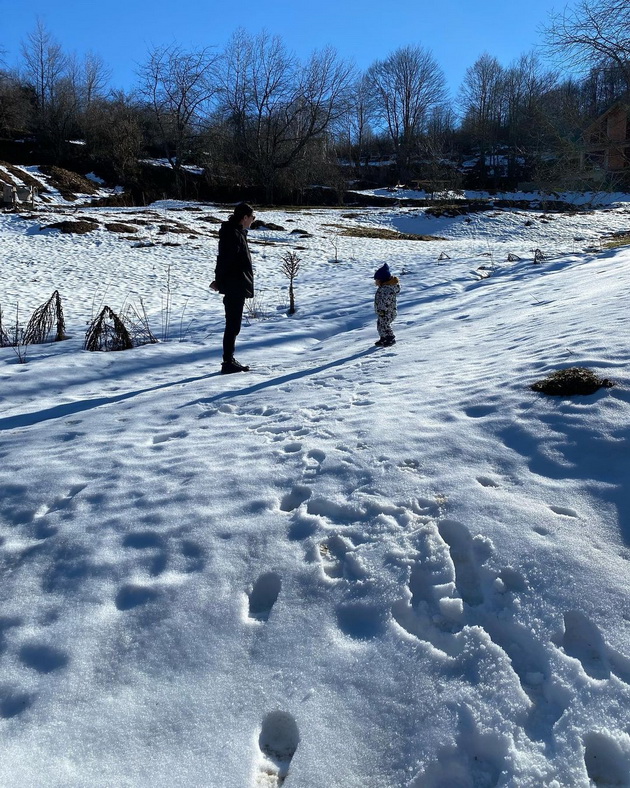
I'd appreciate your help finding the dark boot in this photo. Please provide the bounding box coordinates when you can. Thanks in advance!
[221,360,247,374]
[230,357,250,371]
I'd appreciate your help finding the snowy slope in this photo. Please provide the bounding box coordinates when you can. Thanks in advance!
[1,200,630,787]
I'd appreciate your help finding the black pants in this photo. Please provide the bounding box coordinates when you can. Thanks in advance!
[222,294,245,362]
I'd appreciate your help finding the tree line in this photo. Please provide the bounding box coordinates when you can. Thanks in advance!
[1,0,629,203]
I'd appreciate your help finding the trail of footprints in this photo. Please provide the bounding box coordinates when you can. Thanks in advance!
[198,399,630,783]
[4,403,627,784]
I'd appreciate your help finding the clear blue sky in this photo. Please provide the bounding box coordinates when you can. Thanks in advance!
[1,0,564,98]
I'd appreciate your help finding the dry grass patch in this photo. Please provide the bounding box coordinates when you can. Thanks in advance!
[39,166,98,200]
[531,367,614,396]
[603,232,630,249]
[323,223,445,241]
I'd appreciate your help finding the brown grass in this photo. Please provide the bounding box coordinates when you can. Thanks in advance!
[603,232,630,249]
[531,367,614,396]
[39,166,98,200]
[323,223,445,241]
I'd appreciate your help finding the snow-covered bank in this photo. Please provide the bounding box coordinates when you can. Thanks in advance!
[1,200,630,786]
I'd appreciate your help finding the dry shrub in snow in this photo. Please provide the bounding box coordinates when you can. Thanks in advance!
[531,367,614,396]
[84,306,133,352]
[23,290,67,344]
[121,301,158,347]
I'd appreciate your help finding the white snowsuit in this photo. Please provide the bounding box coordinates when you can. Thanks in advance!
[374,278,400,340]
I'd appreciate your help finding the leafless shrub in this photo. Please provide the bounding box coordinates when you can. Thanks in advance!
[160,265,173,341]
[121,299,158,347]
[0,306,10,347]
[281,250,301,315]
[244,290,273,322]
[22,290,66,344]
[0,304,28,362]
[84,306,133,351]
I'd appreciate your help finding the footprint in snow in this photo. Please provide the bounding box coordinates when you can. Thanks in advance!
[256,711,300,787]
[303,449,326,479]
[464,405,496,418]
[557,610,630,684]
[0,688,34,719]
[335,601,386,640]
[151,430,188,445]
[558,610,610,679]
[115,584,159,611]
[411,705,508,787]
[319,535,365,581]
[19,643,69,674]
[279,485,312,513]
[437,520,484,607]
[476,475,500,488]
[122,531,168,577]
[248,572,282,622]
[549,505,579,518]
[584,731,630,786]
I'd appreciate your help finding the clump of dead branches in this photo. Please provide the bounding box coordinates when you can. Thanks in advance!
[22,290,67,344]
[84,306,133,351]
[121,299,158,347]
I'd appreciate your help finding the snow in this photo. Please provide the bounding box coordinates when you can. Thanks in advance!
[358,187,630,206]
[1,196,630,786]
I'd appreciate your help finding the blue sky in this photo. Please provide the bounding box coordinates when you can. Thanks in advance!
[1,0,564,98]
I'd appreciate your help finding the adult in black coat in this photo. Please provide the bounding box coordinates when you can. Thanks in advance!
[211,203,255,374]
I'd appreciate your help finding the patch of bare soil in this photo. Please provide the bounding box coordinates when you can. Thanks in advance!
[0,161,46,191]
[531,367,614,396]
[44,219,99,234]
[105,223,139,234]
[158,223,198,235]
[39,166,99,201]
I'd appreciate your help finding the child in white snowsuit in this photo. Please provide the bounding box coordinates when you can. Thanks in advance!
[373,263,400,346]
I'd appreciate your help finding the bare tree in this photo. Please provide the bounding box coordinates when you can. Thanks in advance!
[459,53,506,180]
[365,45,447,182]
[139,44,220,195]
[336,74,376,168]
[67,51,111,111]
[544,0,630,93]
[21,19,67,112]
[219,30,354,201]
[85,91,144,185]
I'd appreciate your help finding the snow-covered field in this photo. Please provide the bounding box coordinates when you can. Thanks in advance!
[1,195,630,787]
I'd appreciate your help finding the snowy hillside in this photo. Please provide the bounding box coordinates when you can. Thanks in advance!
[1,198,630,787]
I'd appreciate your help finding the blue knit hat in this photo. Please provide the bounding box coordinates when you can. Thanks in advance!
[374,263,391,282]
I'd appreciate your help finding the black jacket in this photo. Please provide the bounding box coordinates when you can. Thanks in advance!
[214,217,254,298]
